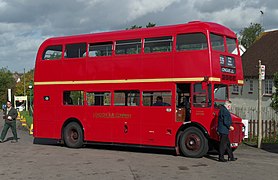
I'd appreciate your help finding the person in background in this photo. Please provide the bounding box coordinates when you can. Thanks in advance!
[153,96,170,106]
[2,103,6,112]
[63,91,73,105]
[0,101,18,143]
[217,100,237,162]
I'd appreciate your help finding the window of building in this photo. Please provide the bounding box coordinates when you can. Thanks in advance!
[63,90,84,105]
[42,45,63,60]
[143,91,171,106]
[87,92,111,106]
[64,43,86,59]
[89,42,113,57]
[116,39,141,55]
[232,85,239,94]
[249,79,254,93]
[176,33,207,51]
[210,33,225,52]
[226,37,238,55]
[264,79,273,95]
[114,90,140,106]
[144,36,173,53]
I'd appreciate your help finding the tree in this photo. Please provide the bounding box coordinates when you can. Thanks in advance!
[239,23,264,49]
[15,69,34,96]
[271,72,278,111]
[126,25,142,30]
[146,22,156,28]
[126,22,156,30]
[0,68,16,105]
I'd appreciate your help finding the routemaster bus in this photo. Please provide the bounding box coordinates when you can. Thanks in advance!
[33,21,245,158]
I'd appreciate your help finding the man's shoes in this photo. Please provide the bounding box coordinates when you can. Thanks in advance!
[228,157,238,161]
[11,140,18,143]
[219,158,227,162]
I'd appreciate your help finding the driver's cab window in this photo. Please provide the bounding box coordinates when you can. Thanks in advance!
[193,83,211,108]
[214,84,228,107]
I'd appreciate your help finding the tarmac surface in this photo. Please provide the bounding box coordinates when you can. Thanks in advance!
[0,112,278,180]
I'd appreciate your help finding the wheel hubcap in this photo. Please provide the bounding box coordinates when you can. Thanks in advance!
[70,129,78,141]
[185,134,201,151]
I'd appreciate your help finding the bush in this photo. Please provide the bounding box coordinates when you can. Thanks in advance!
[19,111,33,127]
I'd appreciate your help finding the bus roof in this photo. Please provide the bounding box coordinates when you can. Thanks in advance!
[43,21,236,44]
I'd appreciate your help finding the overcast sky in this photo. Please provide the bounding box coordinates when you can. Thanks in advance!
[0,0,277,73]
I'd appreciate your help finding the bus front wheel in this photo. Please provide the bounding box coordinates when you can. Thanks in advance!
[179,127,208,158]
[63,122,84,148]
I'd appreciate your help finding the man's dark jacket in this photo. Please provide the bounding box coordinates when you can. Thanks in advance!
[3,107,18,123]
[217,105,232,135]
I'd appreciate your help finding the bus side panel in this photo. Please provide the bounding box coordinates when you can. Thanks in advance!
[190,107,214,136]
[33,86,61,139]
[113,55,141,80]
[85,106,113,142]
[62,58,86,81]
[140,106,176,146]
[111,107,141,144]
[141,53,173,79]
[173,51,210,78]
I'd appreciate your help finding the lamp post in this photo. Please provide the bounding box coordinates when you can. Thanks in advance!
[28,81,33,114]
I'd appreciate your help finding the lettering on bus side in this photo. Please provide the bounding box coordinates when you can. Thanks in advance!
[93,113,132,119]
[195,110,205,116]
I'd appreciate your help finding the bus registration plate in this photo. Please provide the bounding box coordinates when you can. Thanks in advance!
[231,143,238,147]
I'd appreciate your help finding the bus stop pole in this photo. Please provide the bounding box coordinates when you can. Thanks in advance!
[258,60,262,149]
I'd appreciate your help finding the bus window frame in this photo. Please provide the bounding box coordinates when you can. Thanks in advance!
[88,41,114,57]
[144,36,173,54]
[64,42,87,59]
[210,33,225,52]
[115,38,142,56]
[176,32,208,52]
[42,45,63,61]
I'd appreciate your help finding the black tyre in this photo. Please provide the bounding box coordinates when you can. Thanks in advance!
[179,127,208,158]
[63,122,84,148]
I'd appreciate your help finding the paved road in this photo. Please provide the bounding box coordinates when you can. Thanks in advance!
[0,113,278,180]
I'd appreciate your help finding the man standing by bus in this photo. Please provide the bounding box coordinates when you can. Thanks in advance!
[0,101,18,143]
[217,100,237,162]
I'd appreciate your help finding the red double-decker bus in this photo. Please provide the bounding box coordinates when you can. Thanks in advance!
[33,21,244,157]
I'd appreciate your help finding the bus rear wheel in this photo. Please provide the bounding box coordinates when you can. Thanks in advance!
[179,127,208,158]
[63,122,84,148]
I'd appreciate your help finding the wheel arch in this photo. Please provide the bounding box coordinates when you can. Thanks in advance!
[175,122,210,147]
[61,117,84,142]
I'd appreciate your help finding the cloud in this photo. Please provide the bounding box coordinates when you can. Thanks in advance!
[0,0,277,72]
[127,0,179,21]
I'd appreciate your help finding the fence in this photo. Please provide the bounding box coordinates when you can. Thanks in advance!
[231,106,278,121]
[248,120,277,143]
[231,106,278,143]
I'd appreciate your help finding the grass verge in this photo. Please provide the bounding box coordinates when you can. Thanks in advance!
[19,111,33,128]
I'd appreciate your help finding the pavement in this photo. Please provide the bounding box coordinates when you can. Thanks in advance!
[0,111,278,180]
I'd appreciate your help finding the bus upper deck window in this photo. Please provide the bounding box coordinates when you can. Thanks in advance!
[210,33,225,52]
[116,39,141,55]
[226,37,238,55]
[176,33,207,51]
[65,43,86,59]
[42,45,62,60]
[144,36,173,53]
[89,42,113,57]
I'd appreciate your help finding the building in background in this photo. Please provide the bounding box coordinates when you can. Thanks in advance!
[230,30,278,108]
